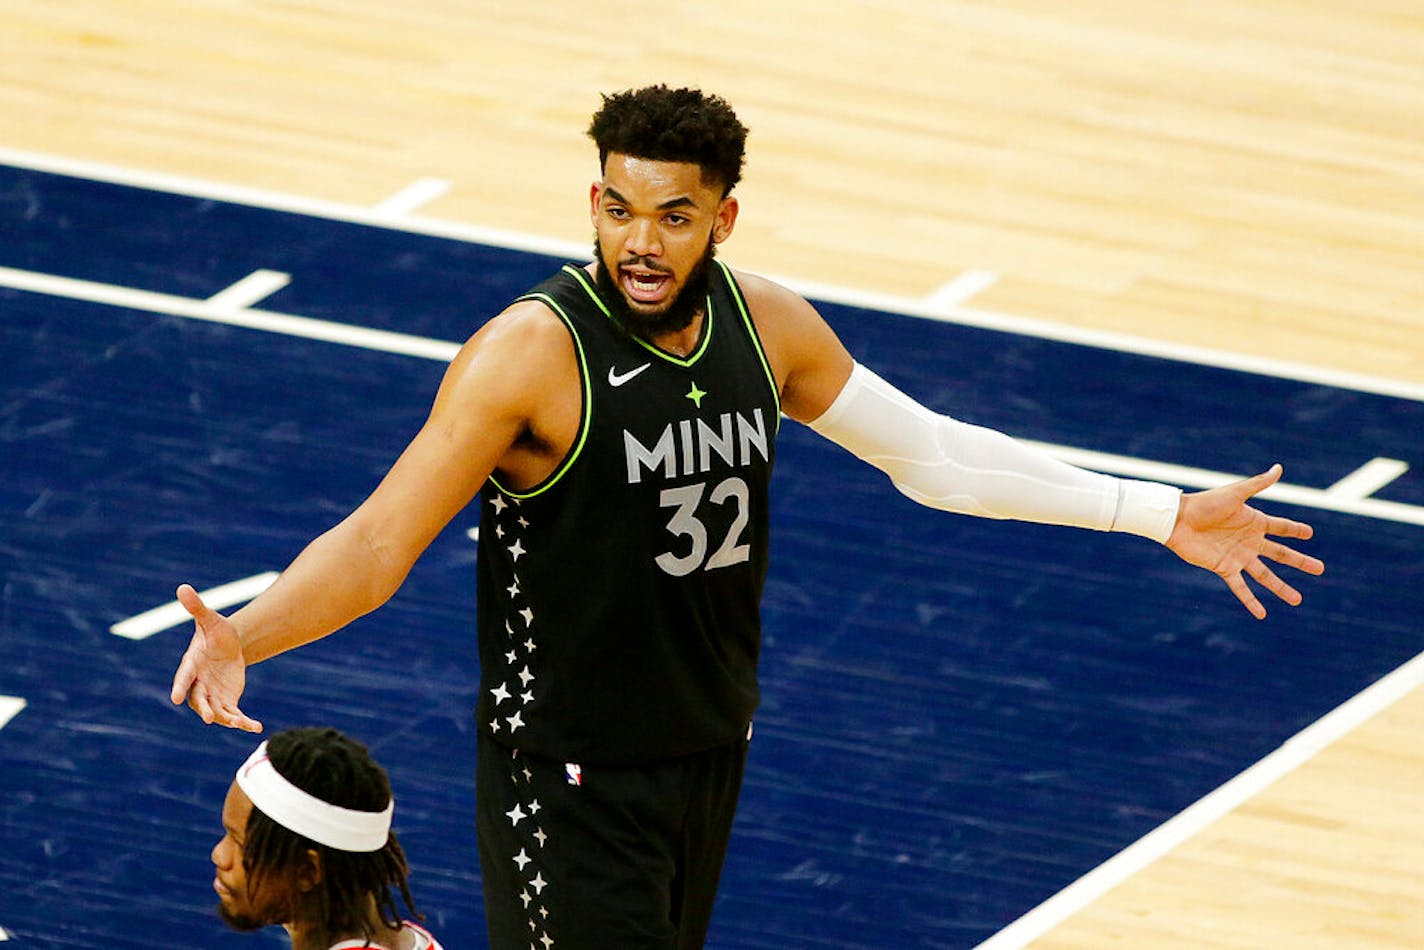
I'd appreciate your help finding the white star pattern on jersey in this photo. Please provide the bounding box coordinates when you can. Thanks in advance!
[486,491,560,947]
[487,492,540,735]
[503,748,558,946]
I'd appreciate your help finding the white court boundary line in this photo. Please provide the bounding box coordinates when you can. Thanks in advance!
[0,695,24,941]
[2,144,1424,403]
[1030,444,1423,526]
[2,261,1420,527]
[1325,457,1410,500]
[205,268,291,312]
[372,177,451,217]
[924,268,1000,310]
[4,146,1423,947]
[0,696,25,731]
[975,648,1424,949]
[0,266,462,362]
[109,573,279,640]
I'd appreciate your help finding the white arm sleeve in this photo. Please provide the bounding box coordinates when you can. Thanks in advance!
[806,363,1182,542]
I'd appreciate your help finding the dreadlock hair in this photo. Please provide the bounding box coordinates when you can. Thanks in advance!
[587,85,749,197]
[241,727,422,941]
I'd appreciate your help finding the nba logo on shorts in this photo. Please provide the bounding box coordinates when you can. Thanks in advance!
[565,762,582,786]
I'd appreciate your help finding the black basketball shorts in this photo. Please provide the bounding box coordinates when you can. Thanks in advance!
[475,729,750,949]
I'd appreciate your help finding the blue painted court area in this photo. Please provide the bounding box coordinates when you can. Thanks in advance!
[1,164,1421,947]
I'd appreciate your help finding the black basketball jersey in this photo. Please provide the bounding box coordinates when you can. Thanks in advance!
[474,261,780,764]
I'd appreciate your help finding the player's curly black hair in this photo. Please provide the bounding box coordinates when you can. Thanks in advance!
[588,85,749,196]
[242,727,422,940]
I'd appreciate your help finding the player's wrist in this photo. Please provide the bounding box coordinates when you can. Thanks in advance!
[1109,479,1182,543]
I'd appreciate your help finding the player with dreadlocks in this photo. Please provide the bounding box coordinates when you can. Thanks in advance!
[211,727,443,950]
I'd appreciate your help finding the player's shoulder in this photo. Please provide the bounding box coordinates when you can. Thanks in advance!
[403,919,444,950]
[461,294,575,365]
[435,292,578,415]
[721,265,801,309]
[489,293,573,336]
[466,263,593,343]
[719,264,853,418]
[325,923,443,950]
[721,265,831,347]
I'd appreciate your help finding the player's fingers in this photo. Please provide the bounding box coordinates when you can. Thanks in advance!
[1265,515,1314,542]
[1247,559,1302,607]
[207,695,261,732]
[225,707,263,734]
[1231,463,1283,502]
[1261,539,1325,576]
[188,683,216,725]
[1223,571,1267,620]
[175,584,218,627]
[170,652,198,705]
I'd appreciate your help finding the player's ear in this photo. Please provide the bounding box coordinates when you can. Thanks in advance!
[589,181,604,227]
[713,195,738,244]
[295,848,323,893]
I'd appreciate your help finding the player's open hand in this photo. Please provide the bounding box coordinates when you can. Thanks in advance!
[1165,464,1325,619]
[169,584,263,732]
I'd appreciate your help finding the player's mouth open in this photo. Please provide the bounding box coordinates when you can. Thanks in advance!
[622,268,672,303]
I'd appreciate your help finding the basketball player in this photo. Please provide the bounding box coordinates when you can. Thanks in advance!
[213,727,443,950]
[174,86,1324,948]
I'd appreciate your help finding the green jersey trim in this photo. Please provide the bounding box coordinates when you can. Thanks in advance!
[486,290,592,500]
[716,260,782,428]
[562,264,714,368]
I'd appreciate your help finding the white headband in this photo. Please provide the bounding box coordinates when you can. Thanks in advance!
[235,740,394,853]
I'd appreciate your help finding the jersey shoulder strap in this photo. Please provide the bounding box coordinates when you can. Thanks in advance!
[515,263,609,328]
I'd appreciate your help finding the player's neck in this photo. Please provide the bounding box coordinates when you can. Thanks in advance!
[647,310,705,357]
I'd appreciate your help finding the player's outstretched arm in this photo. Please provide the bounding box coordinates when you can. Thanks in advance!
[736,271,1325,619]
[168,300,563,728]
[1165,464,1325,619]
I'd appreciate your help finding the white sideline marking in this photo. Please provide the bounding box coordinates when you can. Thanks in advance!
[3,143,1423,403]
[373,177,452,217]
[1029,443,1424,527]
[974,649,1424,949]
[1325,457,1409,500]
[0,696,26,730]
[924,269,999,310]
[206,269,291,312]
[0,145,592,262]
[0,266,461,363]
[110,572,279,640]
[1,261,1420,527]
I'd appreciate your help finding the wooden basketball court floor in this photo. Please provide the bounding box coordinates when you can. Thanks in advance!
[2,1,1422,946]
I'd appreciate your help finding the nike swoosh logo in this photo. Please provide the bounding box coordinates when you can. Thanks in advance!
[607,362,652,387]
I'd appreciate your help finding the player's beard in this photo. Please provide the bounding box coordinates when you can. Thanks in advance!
[593,236,716,340]
[217,900,270,931]
[216,877,292,932]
